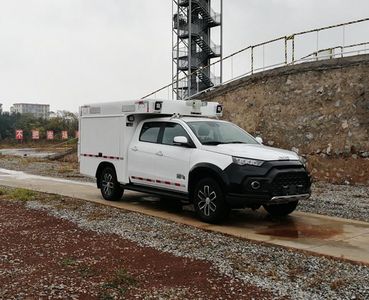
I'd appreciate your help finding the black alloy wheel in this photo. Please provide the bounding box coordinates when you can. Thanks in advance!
[193,177,230,224]
[100,166,124,201]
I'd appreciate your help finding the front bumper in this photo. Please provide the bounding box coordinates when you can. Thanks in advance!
[269,193,310,204]
[224,161,312,208]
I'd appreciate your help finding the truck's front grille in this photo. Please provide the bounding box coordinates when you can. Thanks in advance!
[271,172,310,196]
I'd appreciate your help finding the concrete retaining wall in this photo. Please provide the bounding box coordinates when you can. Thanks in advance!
[199,54,369,158]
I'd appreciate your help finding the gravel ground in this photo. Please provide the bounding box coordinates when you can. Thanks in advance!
[1,188,367,300]
[299,182,369,223]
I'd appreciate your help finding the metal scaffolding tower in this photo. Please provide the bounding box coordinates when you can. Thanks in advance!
[172,0,223,99]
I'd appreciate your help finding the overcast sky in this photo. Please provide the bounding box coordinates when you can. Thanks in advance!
[0,0,368,112]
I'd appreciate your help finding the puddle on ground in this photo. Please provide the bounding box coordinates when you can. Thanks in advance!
[225,209,344,240]
[257,222,343,239]
[125,197,344,239]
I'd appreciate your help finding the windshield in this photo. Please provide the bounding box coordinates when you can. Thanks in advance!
[187,121,258,145]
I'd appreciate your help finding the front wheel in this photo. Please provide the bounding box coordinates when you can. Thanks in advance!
[193,178,230,224]
[263,201,298,217]
[100,166,124,201]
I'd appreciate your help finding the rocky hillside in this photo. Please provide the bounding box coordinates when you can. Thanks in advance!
[199,54,369,184]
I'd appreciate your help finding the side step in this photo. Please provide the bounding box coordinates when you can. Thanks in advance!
[123,184,190,202]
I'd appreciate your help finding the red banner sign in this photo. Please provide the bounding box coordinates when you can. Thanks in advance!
[46,131,54,140]
[14,130,74,140]
[32,130,40,140]
[15,130,23,140]
[61,131,68,140]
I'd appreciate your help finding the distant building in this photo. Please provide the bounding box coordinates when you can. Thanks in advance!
[10,103,50,118]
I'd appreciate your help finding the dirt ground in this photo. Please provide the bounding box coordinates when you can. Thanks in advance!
[0,153,93,182]
[0,195,273,300]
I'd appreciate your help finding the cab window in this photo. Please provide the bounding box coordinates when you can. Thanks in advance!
[139,122,162,143]
[162,122,191,146]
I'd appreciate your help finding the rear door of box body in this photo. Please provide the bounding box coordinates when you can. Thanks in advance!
[80,115,127,182]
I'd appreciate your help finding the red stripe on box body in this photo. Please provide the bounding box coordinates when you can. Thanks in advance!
[131,176,184,188]
[81,153,123,160]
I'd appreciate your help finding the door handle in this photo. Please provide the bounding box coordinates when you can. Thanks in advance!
[131,146,138,152]
[156,151,163,156]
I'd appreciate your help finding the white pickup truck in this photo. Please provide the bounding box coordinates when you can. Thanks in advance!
[79,99,311,223]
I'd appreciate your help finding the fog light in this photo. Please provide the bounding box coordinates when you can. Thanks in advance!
[251,181,261,190]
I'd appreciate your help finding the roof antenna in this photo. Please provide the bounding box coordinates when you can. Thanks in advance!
[171,113,182,119]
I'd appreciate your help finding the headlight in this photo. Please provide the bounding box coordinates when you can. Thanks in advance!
[299,156,307,168]
[232,156,264,167]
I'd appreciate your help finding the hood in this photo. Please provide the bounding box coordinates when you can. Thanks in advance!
[202,144,300,161]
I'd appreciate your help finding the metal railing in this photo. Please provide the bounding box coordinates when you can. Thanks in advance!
[301,41,369,60]
[179,0,221,24]
[177,22,221,56]
[144,17,369,100]
[195,0,221,24]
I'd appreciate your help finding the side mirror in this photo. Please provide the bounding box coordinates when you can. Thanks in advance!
[255,137,263,144]
[173,136,189,146]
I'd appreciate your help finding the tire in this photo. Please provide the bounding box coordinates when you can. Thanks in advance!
[100,166,124,201]
[193,177,230,224]
[263,201,298,217]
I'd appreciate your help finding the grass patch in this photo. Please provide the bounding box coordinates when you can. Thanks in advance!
[78,264,97,278]
[99,268,137,299]
[97,291,114,300]
[9,188,36,201]
[0,186,55,203]
[0,187,37,201]
[0,186,74,205]
[111,268,137,287]
[61,257,78,267]
[60,259,97,279]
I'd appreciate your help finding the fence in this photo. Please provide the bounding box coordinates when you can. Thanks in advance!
[142,17,369,100]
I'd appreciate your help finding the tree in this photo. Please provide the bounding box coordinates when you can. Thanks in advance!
[0,111,79,142]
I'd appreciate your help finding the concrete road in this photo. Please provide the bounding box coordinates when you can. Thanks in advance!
[1,168,369,265]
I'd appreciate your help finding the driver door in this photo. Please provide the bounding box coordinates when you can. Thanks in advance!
[154,122,194,193]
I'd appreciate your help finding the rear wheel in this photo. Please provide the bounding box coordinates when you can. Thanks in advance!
[100,166,124,201]
[263,201,298,217]
[193,178,229,224]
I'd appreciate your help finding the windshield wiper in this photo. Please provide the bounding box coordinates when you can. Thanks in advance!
[202,141,247,145]
[202,141,225,145]
[224,141,246,144]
